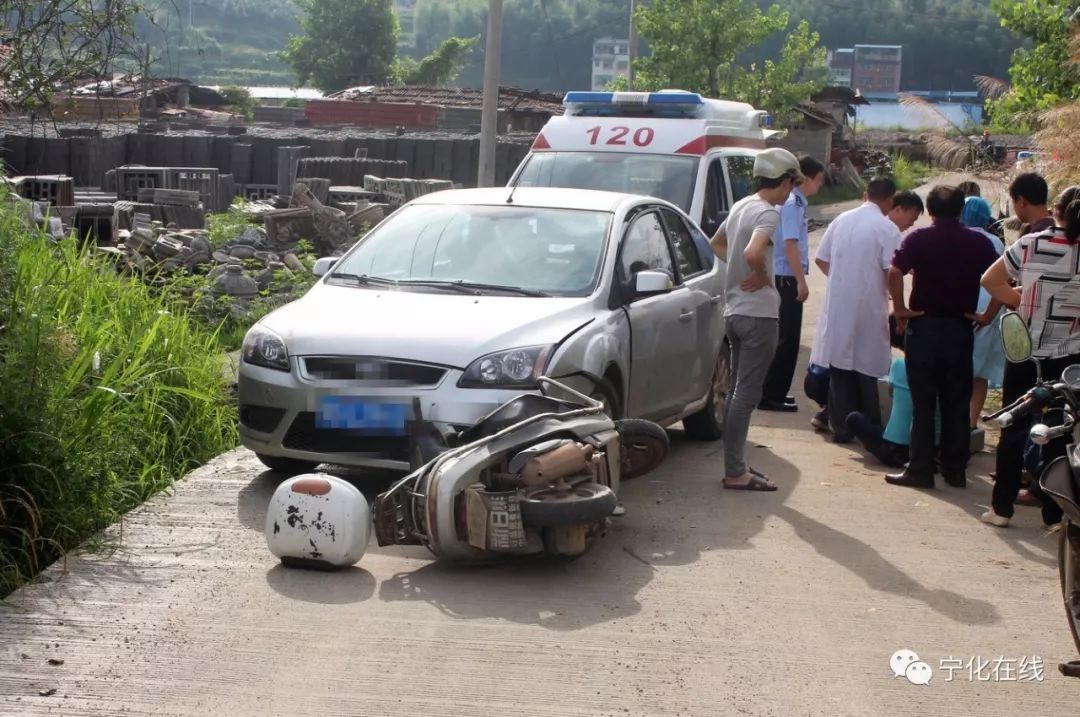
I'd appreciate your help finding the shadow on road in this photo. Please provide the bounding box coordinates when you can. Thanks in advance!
[265,564,376,604]
[775,504,1000,625]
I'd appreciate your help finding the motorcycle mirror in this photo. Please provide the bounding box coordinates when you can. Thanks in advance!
[1000,310,1034,363]
[1030,423,1053,446]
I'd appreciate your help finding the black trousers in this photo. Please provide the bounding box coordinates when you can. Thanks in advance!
[827,368,881,442]
[904,316,974,478]
[992,355,1076,523]
[847,411,910,467]
[762,275,803,403]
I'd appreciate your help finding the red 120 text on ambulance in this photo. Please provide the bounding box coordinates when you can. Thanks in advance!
[585,126,656,147]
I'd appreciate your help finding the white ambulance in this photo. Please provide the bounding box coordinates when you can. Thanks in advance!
[508,90,780,237]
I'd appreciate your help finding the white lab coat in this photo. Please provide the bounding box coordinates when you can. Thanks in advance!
[810,202,902,378]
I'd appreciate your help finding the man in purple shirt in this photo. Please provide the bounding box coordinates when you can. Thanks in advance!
[885,186,1000,489]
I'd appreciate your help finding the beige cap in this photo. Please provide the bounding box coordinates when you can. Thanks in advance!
[753,148,806,181]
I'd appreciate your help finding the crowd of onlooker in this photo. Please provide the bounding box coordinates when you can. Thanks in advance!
[711,147,1077,528]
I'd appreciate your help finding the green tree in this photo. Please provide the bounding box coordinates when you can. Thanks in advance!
[219,85,256,120]
[283,0,398,91]
[1,0,141,111]
[392,35,480,85]
[738,20,827,122]
[630,0,825,118]
[991,0,1079,118]
[633,0,789,98]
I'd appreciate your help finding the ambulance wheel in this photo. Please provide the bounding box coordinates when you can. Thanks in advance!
[520,482,617,527]
[256,453,320,476]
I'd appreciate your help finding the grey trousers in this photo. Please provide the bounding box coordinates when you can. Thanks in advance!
[723,314,779,477]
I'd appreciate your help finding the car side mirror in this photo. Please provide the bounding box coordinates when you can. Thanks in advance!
[634,269,673,296]
[312,257,337,278]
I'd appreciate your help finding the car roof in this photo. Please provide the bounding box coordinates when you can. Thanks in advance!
[407,186,660,213]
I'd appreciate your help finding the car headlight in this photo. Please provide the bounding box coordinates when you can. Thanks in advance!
[242,325,290,372]
[458,345,554,389]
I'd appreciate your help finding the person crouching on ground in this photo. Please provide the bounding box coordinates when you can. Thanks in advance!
[810,177,902,444]
[886,185,1000,489]
[846,315,940,468]
[709,148,803,491]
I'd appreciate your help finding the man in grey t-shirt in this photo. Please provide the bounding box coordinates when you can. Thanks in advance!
[709,148,803,491]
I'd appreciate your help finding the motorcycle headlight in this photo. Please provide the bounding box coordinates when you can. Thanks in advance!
[242,325,290,372]
[458,345,553,389]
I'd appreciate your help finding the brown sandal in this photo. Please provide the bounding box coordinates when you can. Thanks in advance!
[724,474,778,491]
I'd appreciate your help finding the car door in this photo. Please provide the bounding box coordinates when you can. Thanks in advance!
[723,153,757,205]
[658,206,723,409]
[618,207,695,420]
[699,155,731,239]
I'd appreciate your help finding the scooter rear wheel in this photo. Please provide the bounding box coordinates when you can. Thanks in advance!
[1059,520,1080,655]
[520,482,617,527]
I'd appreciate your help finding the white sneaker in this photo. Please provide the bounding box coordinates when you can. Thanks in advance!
[612,503,626,517]
[980,510,1010,528]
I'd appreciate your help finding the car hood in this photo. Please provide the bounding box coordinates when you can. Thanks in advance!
[260,283,597,368]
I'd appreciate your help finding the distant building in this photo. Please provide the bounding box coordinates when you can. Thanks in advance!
[826,45,902,98]
[826,49,854,87]
[852,45,903,97]
[591,37,630,91]
[394,0,418,52]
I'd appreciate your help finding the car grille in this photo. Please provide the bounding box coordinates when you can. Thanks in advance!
[282,412,411,459]
[239,404,286,433]
[302,356,447,386]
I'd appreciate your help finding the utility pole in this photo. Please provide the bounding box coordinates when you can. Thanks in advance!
[628,0,638,90]
[477,0,504,187]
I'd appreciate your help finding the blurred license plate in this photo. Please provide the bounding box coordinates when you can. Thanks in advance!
[315,397,409,434]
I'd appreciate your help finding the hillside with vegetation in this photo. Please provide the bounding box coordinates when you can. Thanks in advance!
[136,0,300,85]
[129,0,1021,93]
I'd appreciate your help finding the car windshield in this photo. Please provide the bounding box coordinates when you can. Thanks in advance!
[331,204,611,297]
[513,152,699,213]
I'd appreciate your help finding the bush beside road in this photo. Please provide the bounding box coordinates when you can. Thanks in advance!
[0,194,238,596]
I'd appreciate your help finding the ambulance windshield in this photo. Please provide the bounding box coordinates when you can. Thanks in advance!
[513,152,699,213]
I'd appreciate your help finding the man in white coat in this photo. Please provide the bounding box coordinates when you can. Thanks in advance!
[811,177,902,443]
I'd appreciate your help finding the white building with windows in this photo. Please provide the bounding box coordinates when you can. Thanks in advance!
[591,37,630,91]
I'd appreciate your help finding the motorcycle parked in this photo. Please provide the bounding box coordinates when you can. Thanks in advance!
[986,312,1080,668]
[265,377,670,566]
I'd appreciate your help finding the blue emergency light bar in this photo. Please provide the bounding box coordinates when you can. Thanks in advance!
[563,91,705,106]
[563,91,706,118]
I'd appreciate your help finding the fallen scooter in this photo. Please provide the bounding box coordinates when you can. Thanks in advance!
[265,377,670,567]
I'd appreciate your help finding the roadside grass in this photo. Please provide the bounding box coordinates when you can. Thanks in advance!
[0,199,238,596]
[809,184,864,206]
[891,154,933,192]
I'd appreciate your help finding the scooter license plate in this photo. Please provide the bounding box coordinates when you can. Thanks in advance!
[315,396,409,434]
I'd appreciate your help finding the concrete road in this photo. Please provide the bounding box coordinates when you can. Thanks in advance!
[2,185,1076,716]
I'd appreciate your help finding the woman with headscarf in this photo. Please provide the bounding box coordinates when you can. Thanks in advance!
[962,196,1005,432]
[980,185,1080,528]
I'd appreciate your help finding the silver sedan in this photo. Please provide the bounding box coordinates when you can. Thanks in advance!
[238,187,730,473]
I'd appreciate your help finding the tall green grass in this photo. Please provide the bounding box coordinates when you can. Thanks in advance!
[0,199,238,595]
[890,154,933,192]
